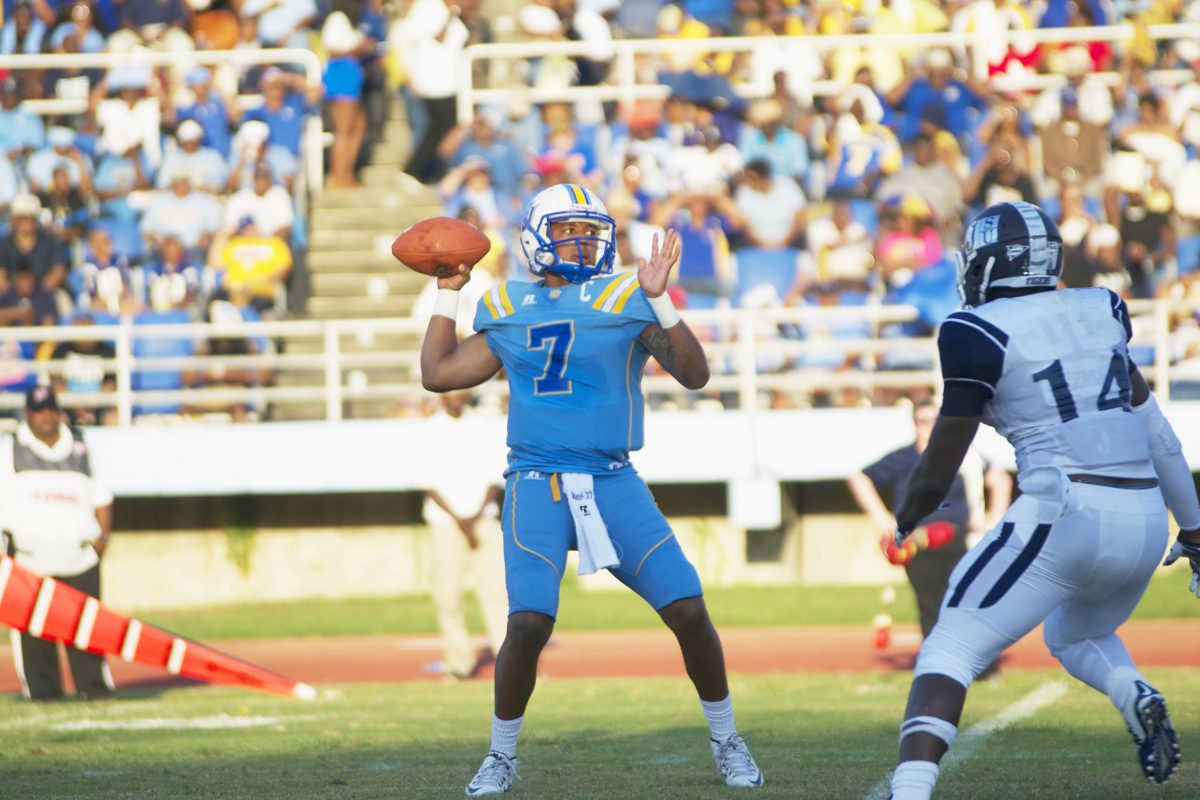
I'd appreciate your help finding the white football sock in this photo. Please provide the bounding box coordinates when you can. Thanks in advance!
[490,714,523,758]
[700,695,736,742]
[890,760,940,800]
[1105,666,1149,727]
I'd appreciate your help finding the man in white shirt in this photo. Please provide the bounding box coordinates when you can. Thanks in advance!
[3,386,114,701]
[421,392,508,680]
[223,163,294,240]
[400,0,469,183]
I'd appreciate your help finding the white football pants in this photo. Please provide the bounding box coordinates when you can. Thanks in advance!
[915,475,1168,694]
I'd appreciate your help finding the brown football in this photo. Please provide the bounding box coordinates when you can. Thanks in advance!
[390,217,492,278]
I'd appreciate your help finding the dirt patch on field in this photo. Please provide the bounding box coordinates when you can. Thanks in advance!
[1,619,1197,694]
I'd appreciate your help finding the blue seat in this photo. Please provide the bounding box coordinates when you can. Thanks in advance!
[889,258,960,328]
[847,200,878,236]
[91,217,144,264]
[1177,235,1200,275]
[735,247,798,306]
[131,309,194,415]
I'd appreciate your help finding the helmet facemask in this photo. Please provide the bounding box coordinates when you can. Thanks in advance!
[521,185,617,284]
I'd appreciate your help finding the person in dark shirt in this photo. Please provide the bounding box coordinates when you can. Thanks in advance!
[0,193,70,294]
[848,399,1012,639]
[0,263,60,327]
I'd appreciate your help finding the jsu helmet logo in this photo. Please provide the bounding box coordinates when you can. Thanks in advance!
[969,215,1001,249]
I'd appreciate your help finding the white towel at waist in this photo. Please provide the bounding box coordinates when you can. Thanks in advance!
[561,473,619,575]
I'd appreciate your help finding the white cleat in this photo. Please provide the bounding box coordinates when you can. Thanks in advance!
[1123,681,1181,785]
[711,733,764,788]
[465,751,519,796]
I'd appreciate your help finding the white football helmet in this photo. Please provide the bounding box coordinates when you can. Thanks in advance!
[520,183,617,283]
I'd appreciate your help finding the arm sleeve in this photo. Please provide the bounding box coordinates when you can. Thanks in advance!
[1133,393,1200,529]
[938,312,1007,416]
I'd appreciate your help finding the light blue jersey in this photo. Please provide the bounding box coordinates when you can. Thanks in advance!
[473,271,658,476]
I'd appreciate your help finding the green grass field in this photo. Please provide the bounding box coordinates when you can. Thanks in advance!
[1,669,1197,799]
[133,568,1197,640]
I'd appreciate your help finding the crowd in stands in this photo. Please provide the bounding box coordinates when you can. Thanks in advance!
[392,0,1200,408]
[0,0,395,419]
[4,0,1200,418]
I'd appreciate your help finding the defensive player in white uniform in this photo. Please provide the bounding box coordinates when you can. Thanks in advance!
[886,201,1200,799]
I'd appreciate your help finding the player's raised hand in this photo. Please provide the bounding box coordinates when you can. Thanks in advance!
[436,263,472,291]
[637,228,682,299]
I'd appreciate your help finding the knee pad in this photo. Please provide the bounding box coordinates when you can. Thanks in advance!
[899,716,958,749]
[915,625,998,687]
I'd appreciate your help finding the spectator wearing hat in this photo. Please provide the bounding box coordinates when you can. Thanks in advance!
[0,77,45,161]
[800,199,874,296]
[875,193,943,290]
[0,1,47,54]
[89,67,165,169]
[886,49,989,143]
[227,119,299,192]
[738,98,808,186]
[438,111,530,199]
[1,385,115,702]
[242,67,321,158]
[323,11,367,189]
[0,194,70,295]
[172,67,238,158]
[140,172,223,261]
[25,127,93,196]
[401,0,469,184]
[157,120,229,195]
[223,163,294,240]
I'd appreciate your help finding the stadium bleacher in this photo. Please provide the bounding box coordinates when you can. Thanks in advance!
[0,0,1197,422]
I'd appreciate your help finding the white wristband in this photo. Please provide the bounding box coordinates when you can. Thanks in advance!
[432,289,460,320]
[647,292,681,329]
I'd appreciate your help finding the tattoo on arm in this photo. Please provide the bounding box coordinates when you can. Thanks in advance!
[639,324,680,375]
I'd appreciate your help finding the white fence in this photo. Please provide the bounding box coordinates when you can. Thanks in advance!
[0,298,1191,426]
[0,48,325,190]
[457,23,1200,122]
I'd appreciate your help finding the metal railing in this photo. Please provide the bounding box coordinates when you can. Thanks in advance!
[0,48,325,189]
[0,298,1193,426]
[457,23,1200,122]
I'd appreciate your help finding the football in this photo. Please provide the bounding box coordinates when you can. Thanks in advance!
[390,217,492,278]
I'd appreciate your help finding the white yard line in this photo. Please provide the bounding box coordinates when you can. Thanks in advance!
[864,682,1069,800]
[48,714,318,732]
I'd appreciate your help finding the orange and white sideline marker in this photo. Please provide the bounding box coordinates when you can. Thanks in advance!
[0,555,316,700]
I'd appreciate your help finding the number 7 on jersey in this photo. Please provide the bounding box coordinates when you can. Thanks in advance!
[527,321,575,395]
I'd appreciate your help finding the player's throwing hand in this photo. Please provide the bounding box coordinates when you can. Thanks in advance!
[436,263,472,291]
[637,229,682,299]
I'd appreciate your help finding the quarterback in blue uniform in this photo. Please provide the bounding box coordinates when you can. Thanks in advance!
[421,183,763,795]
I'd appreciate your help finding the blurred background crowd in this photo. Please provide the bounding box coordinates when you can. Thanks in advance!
[2,0,1200,420]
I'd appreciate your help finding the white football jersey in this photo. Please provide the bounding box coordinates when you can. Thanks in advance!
[938,287,1154,482]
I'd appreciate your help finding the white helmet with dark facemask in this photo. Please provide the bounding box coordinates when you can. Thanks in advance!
[956,201,1064,308]
[520,184,617,284]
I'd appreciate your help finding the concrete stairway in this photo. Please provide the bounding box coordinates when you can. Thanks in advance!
[277,103,443,420]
